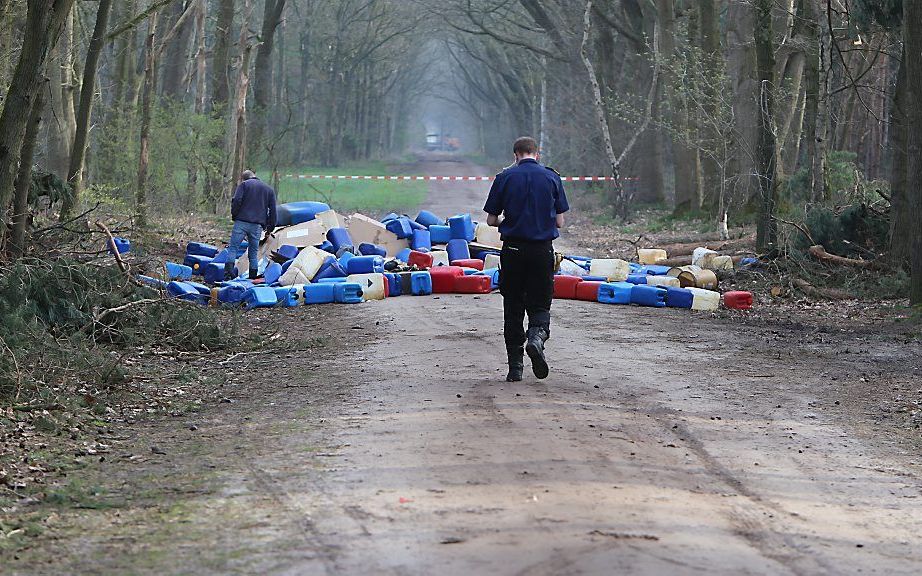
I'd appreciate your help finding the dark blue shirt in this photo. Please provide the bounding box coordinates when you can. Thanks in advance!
[483,158,569,242]
[231,177,277,230]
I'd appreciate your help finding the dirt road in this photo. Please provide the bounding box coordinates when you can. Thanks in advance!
[9,157,922,575]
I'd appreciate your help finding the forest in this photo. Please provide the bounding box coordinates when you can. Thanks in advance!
[0,0,918,300]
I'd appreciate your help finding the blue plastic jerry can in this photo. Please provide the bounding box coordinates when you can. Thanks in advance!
[167,281,207,304]
[386,217,414,239]
[217,281,253,304]
[326,228,354,253]
[138,275,167,289]
[359,243,387,257]
[186,281,211,295]
[263,262,284,285]
[448,214,475,241]
[314,257,347,281]
[315,240,335,254]
[410,271,433,296]
[599,282,634,305]
[303,283,336,304]
[346,255,384,275]
[383,273,402,297]
[643,265,672,276]
[277,245,299,260]
[396,248,412,263]
[165,261,193,281]
[628,262,643,273]
[583,275,608,282]
[183,254,212,274]
[109,237,131,254]
[630,284,667,307]
[203,262,232,283]
[316,277,349,284]
[429,225,452,244]
[211,248,232,264]
[411,229,432,251]
[274,286,300,307]
[446,239,470,262]
[480,268,501,291]
[186,242,219,258]
[415,210,442,228]
[665,286,694,309]
[381,212,400,223]
[626,274,648,285]
[334,282,365,304]
[338,251,355,268]
[242,286,278,309]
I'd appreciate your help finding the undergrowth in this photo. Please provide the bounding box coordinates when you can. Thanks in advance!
[0,257,235,406]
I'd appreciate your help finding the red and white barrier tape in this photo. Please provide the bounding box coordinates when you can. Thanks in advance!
[282,174,638,182]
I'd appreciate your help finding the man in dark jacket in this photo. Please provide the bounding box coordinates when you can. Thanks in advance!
[225,170,277,280]
[484,137,569,381]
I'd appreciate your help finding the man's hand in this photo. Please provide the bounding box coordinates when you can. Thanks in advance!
[487,213,502,228]
[556,213,565,229]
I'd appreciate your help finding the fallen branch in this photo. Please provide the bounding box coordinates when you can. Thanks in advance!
[792,278,852,300]
[808,244,881,269]
[773,215,815,246]
[12,404,65,412]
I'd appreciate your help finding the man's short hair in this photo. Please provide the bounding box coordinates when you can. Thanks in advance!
[513,137,539,156]
[241,170,256,181]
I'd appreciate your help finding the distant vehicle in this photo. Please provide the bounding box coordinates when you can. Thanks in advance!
[425,133,460,152]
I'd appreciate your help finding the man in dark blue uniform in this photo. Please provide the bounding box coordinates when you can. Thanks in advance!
[225,170,277,280]
[483,137,569,381]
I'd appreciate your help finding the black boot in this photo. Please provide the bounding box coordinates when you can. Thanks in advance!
[249,268,259,281]
[224,262,236,281]
[525,327,550,379]
[506,346,524,382]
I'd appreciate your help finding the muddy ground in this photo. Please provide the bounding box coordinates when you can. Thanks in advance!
[4,157,922,575]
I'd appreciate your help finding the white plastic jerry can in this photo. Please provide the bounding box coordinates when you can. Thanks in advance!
[346,273,387,301]
[475,223,502,247]
[685,287,721,311]
[430,250,451,267]
[646,275,681,288]
[589,258,631,282]
[637,248,667,265]
[484,253,501,270]
[279,246,330,285]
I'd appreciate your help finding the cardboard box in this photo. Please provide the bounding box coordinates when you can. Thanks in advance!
[347,213,408,257]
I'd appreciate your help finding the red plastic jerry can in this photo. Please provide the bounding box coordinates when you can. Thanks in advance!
[723,290,753,310]
[450,258,484,271]
[575,281,604,302]
[453,274,492,294]
[554,275,583,299]
[408,250,433,269]
[429,266,464,294]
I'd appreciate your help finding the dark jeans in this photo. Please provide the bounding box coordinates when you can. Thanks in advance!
[499,239,555,349]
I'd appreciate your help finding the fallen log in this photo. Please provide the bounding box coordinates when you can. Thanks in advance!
[654,254,751,267]
[654,234,756,257]
[808,245,881,269]
[792,278,853,300]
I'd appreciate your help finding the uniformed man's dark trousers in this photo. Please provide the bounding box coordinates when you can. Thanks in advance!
[499,239,555,349]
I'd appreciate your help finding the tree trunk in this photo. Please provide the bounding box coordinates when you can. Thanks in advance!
[801,0,822,203]
[251,0,286,160]
[674,1,700,214]
[59,0,113,220]
[45,9,76,180]
[726,0,760,210]
[112,0,139,110]
[225,0,254,204]
[136,11,160,229]
[10,88,47,257]
[697,0,721,211]
[211,0,235,112]
[904,0,922,304]
[160,0,195,101]
[754,0,777,252]
[890,51,911,266]
[0,0,75,228]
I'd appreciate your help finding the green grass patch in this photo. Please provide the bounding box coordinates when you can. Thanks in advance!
[272,161,428,216]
